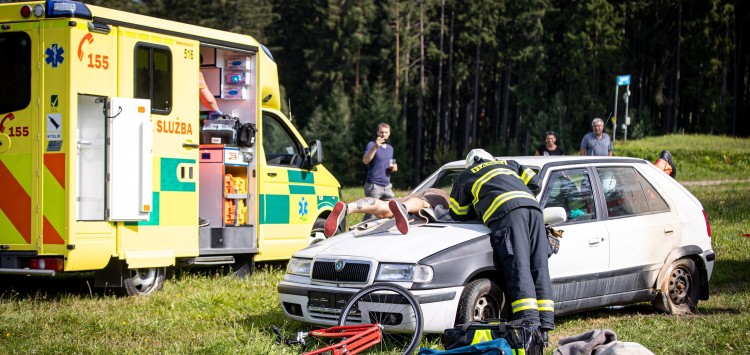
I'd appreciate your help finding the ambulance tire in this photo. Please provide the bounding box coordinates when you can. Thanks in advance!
[231,254,255,278]
[309,217,328,245]
[123,267,166,296]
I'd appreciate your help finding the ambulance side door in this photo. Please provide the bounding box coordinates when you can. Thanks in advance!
[257,111,317,260]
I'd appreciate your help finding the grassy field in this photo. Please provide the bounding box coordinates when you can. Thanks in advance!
[1,135,749,354]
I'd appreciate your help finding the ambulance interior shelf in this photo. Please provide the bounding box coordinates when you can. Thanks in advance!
[198,145,254,228]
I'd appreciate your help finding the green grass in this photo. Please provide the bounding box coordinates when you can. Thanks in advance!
[2,135,750,354]
[615,134,750,181]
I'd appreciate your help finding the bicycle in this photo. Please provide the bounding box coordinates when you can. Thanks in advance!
[273,283,424,355]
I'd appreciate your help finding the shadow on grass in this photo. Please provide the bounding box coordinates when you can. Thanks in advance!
[0,273,118,300]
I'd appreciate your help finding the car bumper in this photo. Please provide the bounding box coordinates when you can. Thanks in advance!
[277,279,463,333]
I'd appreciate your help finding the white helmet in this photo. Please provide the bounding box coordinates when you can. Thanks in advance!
[465,149,495,167]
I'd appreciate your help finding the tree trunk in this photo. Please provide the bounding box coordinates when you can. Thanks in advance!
[446,2,455,154]
[414,0,425,186]
[673,2,682,133]
[501,62,511,154]
[472,42,481,148]
[395,0,400,100]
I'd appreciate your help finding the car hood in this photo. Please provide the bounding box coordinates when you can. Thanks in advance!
[295,221,490,263]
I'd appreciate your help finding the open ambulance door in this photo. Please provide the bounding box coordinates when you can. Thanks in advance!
[106,97,153,221]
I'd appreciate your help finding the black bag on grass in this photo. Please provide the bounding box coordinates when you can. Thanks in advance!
[442,319,544,355]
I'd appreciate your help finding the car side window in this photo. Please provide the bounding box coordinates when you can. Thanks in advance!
[540,168,597,223]
[597,167,651,218]
[637,171,670,213]
[262,113,302,167]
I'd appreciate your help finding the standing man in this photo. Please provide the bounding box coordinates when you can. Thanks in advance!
[579,118,613,156]
[449,149,554,344]
[362,123,397,220]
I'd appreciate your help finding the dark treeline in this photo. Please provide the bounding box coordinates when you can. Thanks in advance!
[77,0,750,187]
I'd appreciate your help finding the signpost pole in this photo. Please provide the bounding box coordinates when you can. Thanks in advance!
[613,85,619,141]
[614,74,631,143]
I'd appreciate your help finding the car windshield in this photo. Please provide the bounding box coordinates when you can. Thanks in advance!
[415,164,541,197]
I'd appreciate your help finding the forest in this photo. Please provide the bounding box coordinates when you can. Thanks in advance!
[58,0,750,187]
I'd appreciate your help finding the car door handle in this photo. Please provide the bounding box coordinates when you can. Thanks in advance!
[182,143,200,148]
[267,172,277,177]
[588,238,602,247]
[664,228,674,236]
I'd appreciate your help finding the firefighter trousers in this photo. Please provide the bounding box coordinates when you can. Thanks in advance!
[489,207,555,330]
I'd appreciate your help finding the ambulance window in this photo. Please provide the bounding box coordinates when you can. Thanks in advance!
[0,32,31,114]
[134,44,172,114]
[262,113,303,167]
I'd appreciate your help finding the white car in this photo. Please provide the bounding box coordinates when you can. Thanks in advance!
[278,156,715,333]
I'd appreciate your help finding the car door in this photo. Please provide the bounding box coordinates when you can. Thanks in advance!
[539,167,609,310]
[595,166,676,293]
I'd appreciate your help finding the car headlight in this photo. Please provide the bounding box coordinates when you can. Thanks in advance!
[287,258,312,276]
[375,263,433,283]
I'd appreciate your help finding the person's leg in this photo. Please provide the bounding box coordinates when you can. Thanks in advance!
[528,209,555,333]
[349,197,391,218]
[488,211,541,327]
[388,197,430,235]
[363,183,385,220]
[325,197,392,237]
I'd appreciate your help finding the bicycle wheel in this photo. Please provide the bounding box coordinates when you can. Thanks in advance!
[338,283,423,355]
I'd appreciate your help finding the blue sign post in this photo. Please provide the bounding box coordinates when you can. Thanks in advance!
[617,75,631,86]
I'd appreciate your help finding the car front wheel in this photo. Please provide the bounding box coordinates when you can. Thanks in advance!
[455,278,508,324]
[652,258,701,315]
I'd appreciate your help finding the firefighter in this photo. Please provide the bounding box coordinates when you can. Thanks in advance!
[449,149,554,344]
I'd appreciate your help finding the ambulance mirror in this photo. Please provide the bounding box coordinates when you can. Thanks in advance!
[305,140,324,169]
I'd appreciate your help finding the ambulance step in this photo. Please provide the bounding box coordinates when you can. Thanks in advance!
[185,256,236,266]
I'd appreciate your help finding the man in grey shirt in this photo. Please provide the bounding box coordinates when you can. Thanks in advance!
[579,118,613,156]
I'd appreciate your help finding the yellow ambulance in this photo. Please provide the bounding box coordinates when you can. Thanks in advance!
[0,0,342,295]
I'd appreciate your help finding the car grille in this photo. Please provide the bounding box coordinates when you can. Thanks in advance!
[311,260,370,283]
[307,290,360,322]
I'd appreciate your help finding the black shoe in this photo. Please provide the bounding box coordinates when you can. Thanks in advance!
[541,330,549,348]
[199,218,210,227]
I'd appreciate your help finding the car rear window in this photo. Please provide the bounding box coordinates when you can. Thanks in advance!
[597,167,663,218]
[0,32,31,114]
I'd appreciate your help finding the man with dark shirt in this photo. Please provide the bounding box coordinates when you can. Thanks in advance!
[361,123,397,219]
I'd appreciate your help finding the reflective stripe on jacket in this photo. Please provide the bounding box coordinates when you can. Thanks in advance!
[449,159,541,224]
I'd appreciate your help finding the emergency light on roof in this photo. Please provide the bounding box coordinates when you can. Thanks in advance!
[45,0,92,20]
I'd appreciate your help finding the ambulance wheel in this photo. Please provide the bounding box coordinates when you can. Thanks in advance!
[652,258,700,315]
[123,267,166,296]
[455,278,509,324]
[309,218,328,245]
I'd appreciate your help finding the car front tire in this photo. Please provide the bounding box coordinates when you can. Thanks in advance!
[455,278,508,324]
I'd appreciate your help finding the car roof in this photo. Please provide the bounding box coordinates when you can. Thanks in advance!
[438,155,649,170]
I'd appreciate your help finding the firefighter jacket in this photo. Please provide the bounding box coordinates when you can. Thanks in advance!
[449,159,541,225]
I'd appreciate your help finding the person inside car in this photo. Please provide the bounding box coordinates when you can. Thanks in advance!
[449,149,554,345]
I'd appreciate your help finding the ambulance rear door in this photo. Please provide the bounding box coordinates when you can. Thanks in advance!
[0,23,41,253]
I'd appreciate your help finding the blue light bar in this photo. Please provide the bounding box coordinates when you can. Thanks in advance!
[45,0,92,20]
